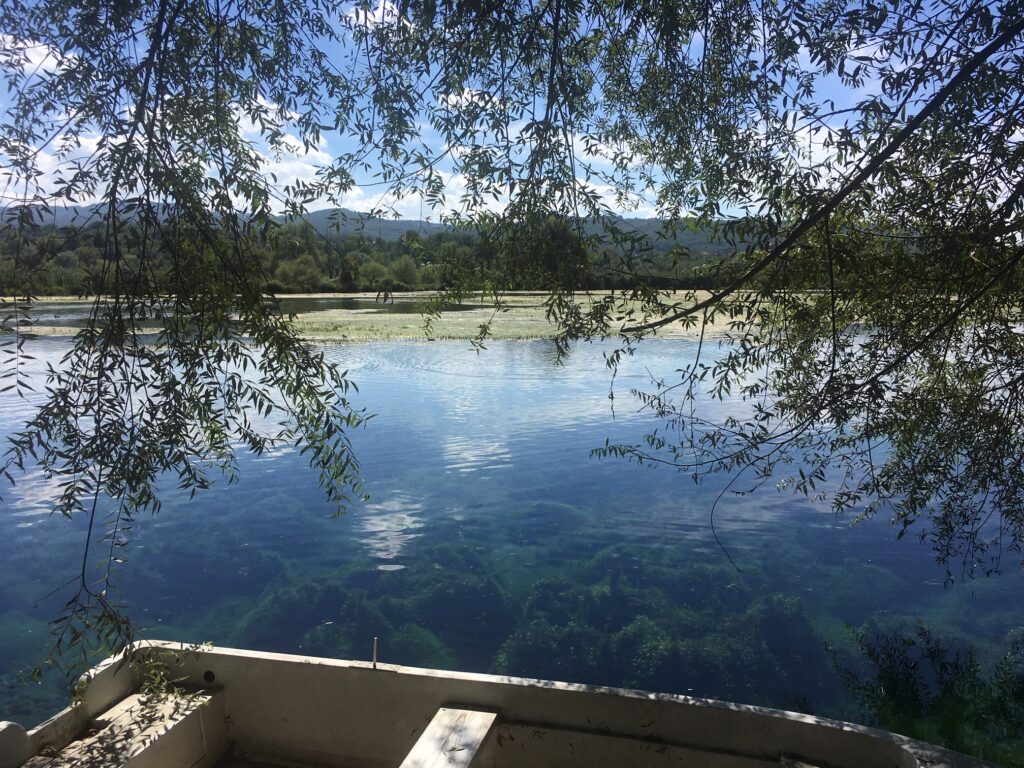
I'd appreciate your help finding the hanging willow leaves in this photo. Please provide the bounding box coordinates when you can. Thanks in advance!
[1,0,1023,673]
[0,0,371,671]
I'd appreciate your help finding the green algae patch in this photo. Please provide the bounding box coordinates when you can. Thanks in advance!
[287,291,737,342]
[291,300,558,342]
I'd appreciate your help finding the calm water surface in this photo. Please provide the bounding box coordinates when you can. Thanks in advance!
[0,331,1021,731]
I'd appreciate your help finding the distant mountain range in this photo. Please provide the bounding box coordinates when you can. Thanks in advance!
[9,203,445,236]
[11,204,738,256]
[296,208,450,240]
[14,203,448,237]
[290,209,739,257]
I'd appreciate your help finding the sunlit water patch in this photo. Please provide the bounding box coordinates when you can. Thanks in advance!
[0,331,1021,759]
[357,495,424,563]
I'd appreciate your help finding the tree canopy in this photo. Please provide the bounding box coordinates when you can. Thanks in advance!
[1,0,1023,667]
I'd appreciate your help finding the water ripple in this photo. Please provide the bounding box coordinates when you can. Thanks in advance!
[356,495,424,563]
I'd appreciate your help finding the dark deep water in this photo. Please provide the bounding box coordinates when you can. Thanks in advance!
[1,331,1022,758]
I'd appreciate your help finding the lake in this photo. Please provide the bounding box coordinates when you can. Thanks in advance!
[1,329,1022,748]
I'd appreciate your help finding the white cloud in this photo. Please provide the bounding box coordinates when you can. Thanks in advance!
[792,124,841,169]
[321,168,504,219]
[2,88,663,219]
[440,88,499,111]
[234,96,302,142]
[346,0,412,30]
[270,134,332,166]
[0,34,74,76]
[0,132,106,207]
[326,167,660,220]
[570,132,637,172]
[579,179,659,218]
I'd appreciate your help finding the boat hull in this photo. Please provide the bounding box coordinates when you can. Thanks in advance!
[4,641,995,768]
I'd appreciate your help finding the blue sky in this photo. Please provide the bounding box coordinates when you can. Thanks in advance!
[0,2,883,222]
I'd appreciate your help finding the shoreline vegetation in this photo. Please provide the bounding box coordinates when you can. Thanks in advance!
[10,291,739,342]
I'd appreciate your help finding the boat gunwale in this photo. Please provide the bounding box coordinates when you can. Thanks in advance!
[15,640,995,768]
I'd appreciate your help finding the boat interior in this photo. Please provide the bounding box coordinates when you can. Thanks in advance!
[0,641,992,768]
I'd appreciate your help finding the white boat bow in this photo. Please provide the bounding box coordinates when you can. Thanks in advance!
[0,640,996,768]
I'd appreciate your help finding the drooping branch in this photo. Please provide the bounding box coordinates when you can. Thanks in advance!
[622,14,1024,334]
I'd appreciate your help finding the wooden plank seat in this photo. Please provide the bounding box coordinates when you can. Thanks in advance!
[399,707,498,768]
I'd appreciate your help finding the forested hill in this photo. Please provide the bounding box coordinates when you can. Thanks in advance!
[1,205,741,294]
[13,204,449,238]
[298,208,737,256]
[297,208,449,240]
[14,204,734,250]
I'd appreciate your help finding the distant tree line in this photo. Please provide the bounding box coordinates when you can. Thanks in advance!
[0,218,738,296]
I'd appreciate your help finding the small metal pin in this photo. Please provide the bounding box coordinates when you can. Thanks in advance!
[372,636,378,669]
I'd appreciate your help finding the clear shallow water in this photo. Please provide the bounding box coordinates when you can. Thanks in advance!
[0,333,1022,736]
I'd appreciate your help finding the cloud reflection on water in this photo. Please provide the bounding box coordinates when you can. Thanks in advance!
[356,495,424,566]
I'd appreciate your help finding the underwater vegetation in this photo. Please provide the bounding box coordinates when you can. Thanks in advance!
[230,544,516,670]
[5,490,1017,763]
[835,624,1024,766]
[1,499,1022,767]
[2,338,1022,768]
[209,532,1023,766]
[493,552,833,712]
